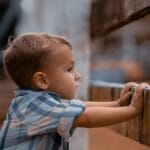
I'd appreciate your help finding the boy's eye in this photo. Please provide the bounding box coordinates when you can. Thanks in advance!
[67,67,73,72]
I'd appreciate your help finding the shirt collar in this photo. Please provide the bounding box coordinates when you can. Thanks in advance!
[15,89,61,102]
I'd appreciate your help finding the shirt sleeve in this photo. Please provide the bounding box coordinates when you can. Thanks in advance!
[25,95,85,141]
[57,99,85,141]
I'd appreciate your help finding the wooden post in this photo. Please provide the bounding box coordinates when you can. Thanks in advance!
[90,81,150,147]
[141,88,150,145]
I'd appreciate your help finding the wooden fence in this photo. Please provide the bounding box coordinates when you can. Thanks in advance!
[90,80,150,147]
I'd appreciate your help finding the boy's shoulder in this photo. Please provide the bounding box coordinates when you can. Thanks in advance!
[5,89,64,122]
[15,89,58,98]
[10,89,61,114]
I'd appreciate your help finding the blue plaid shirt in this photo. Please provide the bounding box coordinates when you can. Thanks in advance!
[0,89,85,150]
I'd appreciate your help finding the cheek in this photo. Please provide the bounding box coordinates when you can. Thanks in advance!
[65,73,75,85]
[55,74,76,99]
[63,74,76,90]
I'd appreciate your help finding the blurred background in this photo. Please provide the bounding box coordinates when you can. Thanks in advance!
[0,0,150,150]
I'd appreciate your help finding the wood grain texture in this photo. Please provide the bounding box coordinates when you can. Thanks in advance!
[141,89,150,145]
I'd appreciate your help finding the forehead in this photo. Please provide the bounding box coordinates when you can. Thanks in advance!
[50,44,75,65]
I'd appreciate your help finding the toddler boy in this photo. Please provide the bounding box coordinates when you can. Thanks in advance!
[0,33,147,150]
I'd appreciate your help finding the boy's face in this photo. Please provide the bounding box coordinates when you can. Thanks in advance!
[45,45,80,100]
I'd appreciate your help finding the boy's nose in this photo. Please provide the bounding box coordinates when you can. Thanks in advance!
[75,72,81,81]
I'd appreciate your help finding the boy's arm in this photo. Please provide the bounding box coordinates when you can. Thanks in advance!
[85,82,137,107]
[84,101,120,107]
[73,83,147,128]
[73,106,136,128]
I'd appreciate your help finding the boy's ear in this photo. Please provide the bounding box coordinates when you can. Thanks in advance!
[33,72,49,90]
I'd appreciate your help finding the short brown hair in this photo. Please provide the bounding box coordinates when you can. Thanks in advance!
[3,32,72,88]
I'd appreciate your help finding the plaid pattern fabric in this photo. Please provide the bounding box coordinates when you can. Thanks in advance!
[0,89,85,150]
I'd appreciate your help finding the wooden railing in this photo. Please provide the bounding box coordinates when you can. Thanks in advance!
[90,80,150,147]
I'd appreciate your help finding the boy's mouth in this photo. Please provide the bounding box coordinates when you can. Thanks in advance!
[76,83,79,89]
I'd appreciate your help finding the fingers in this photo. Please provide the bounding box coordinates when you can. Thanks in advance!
[123,82,138,92]
[131,83,149,114]
[120,82,149,108]
[125,92,133,99]
[120,82,138,98]
[132,83,148,101]
[119,91,132,106]
[134,83,148,97]
[123,92,133,105]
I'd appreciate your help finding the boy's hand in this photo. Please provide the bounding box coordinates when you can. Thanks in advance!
[130,83,148,115]
[118,82,138,106]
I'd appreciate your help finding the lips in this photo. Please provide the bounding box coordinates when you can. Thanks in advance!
[76,83,79,88]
